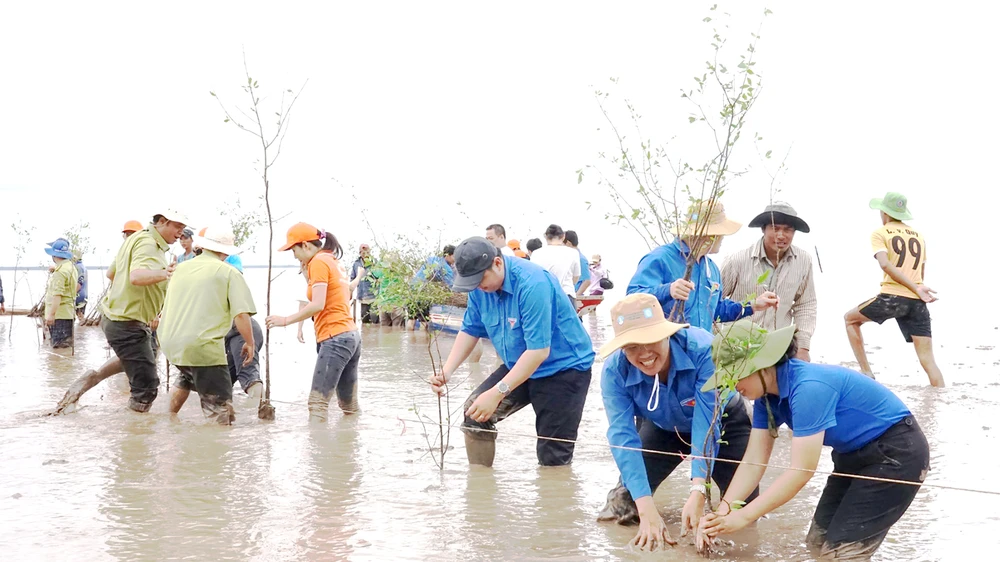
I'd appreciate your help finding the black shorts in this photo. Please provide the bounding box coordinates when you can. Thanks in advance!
[858,294,931,342]
[174,365,234,402]
[461,364,592,466]
[807,416,929,558]
[50,319,74,348]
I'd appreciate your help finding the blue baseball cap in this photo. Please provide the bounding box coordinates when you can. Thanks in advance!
[45,238,74,260]
[225,254,244,274]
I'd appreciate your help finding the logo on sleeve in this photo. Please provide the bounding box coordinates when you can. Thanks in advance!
[508,318,517,329]
[680,397,696,407]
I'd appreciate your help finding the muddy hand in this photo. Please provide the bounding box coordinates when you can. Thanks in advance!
[631,519,676,551]
[465,388,502,422]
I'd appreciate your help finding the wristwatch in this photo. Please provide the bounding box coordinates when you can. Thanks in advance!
[690,483,707,497]
[496,381,511,397]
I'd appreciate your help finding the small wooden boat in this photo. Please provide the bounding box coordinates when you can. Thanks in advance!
[575,294,604,316]
[428,304,464,334]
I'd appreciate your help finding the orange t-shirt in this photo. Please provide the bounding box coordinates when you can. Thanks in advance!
[307,251,356,342]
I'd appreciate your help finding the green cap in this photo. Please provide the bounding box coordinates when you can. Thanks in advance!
[702,319,797,392]
[869,192,913,221]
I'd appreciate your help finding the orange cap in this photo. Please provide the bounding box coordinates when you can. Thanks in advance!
[507,239,521,250]
[122,220,143,233]
[198,227,208,236]
[280,222,321,251]
[514,249,528,258]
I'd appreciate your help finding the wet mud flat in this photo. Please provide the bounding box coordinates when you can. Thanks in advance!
[2,317,1000,561]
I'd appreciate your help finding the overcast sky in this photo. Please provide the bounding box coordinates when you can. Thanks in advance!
[2,1,996,337]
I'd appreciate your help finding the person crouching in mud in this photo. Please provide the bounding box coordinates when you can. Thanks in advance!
[697,319,930,560]
[597,293,757,550]
[430,236,594,468]
[266,223,361,422]
[158,228,257,424]
[222,254,266,407]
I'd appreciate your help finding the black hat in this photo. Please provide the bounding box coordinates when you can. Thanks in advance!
[747,202,810,233]
[452,236,499,292]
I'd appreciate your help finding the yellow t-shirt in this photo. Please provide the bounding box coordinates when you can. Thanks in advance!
[157,252,257,366]
[101,226,171,324]
[871,221,926,299]
[46,260,78,320]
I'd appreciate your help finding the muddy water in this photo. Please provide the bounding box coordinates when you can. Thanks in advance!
[2,298,1000,560]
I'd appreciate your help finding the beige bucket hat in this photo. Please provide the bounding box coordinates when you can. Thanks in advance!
[676,201,742,237]
[598,293,689,359]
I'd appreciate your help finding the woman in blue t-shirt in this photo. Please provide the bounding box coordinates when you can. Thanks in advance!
[597,294,757,550]
[698,319,929,559]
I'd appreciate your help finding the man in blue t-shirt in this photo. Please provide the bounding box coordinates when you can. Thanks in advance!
[627,202,778,329]
[430,236,595,467]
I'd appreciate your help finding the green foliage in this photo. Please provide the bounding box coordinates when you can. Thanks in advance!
[370,236,458,319]
[579,8,775,251]
[223,195,267,250]
[755,269,771,286]
[63,221,91,260]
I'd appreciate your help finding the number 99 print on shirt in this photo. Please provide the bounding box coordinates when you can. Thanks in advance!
[870,221,926,299]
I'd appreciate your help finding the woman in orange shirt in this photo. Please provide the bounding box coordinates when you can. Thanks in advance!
[265,222,360,422]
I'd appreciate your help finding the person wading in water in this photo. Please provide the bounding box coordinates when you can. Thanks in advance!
[266,223,361,422]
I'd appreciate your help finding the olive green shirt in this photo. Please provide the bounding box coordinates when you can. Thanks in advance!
[46,259,78,320]
[158,251,257,366]
[101,226,170,324]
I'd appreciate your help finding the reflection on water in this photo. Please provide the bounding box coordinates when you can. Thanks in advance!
[1,313,999,561]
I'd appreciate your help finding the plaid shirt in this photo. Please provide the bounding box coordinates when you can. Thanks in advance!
[720,239,817,349]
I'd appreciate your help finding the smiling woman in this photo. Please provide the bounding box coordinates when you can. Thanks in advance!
[596,293,757,551]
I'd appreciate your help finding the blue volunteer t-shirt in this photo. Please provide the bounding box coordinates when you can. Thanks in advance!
[575,250,590,291]
[602,327,735,499]
[412,255,454,288]
[754,359,911,453]
[627,240,751,331]
[461,256,594,378]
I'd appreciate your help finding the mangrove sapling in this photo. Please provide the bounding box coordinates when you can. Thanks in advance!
[579,6,775,324]
[211,51,307,421]
[694,270,769,557]
[580,8,778,555]
[8,218,35,340]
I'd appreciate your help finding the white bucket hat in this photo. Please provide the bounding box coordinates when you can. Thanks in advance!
[195,227,240,256]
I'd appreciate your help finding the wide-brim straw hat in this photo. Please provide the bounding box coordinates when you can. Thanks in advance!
[598,293,689,359]
[701,319,796,392]
[676,201,742,237]
[195,227,240,256]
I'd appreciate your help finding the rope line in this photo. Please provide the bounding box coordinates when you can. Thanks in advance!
[254,396,1000,497]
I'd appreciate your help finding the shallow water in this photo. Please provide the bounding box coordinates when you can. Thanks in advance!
[2,289,1000,561]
